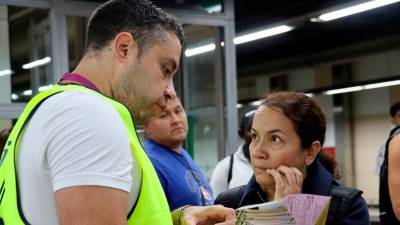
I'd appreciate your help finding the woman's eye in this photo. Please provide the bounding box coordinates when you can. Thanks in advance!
[251,133,257,140]
[269,135,284,149]
[271,135,281,143]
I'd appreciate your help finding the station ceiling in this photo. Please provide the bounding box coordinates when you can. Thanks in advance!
[234,0,400,77]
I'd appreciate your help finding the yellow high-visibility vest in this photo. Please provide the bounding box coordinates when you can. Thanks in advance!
[0,84,172,225]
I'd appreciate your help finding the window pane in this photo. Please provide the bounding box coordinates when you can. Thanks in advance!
[67,15,88,71]
[182,25,223,178]
[1,6,52,103]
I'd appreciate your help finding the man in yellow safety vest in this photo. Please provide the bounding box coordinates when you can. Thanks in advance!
[0,0,234,225]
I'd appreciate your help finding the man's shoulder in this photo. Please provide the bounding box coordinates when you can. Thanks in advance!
[46,89,112,110]
[40,90,122,125]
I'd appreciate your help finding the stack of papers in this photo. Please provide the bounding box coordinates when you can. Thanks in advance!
[236,194,331,225]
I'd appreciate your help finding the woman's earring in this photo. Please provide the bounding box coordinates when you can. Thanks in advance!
[307,160,312,166]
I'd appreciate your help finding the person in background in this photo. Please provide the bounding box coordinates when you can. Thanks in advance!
[210,110,254,197]
[376,101,400,175]
[379,101,400,225]
[0,0,234,224]
[0,127,12,155]
[215,91,369,225]
[143,97,214,210]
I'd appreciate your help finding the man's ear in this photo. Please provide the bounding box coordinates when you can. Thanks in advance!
[112,32,138,62]
[305,141,321,165]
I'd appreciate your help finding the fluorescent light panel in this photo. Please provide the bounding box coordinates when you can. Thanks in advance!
[21,84,54,96]
[22,56,51,69]
[11,94,19,100]
[322,79,400,95]
[364,80,400,89]
[185,44,216,57]
[323,86,363,95]
[234,25,294,45]
[22,89,32,96]
[38,84,54,92]
[185,25,294,57]
[250,100,263,106]
[205,4,222,13]
[316,0,400,22]
[0,69,13,77]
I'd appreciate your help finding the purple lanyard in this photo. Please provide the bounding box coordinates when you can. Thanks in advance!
[60,73,99,92]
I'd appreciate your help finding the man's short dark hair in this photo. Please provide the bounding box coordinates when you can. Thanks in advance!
[390,101,400,117]
[85,0,184,55]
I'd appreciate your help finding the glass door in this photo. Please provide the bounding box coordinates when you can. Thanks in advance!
[179,24,224,178]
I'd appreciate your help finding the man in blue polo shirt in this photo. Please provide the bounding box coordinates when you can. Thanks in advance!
[143,97,214,210]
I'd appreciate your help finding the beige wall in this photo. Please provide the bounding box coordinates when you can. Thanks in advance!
[353,115,390,204]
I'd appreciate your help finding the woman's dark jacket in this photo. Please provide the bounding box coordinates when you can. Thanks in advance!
[214,161,370,225]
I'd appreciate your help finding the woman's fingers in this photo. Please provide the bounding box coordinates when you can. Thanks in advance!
[276,166,296,187]
[292,167,304,187]
[276,166,303,187]
[266,169,285,198]
[267,166,304,199]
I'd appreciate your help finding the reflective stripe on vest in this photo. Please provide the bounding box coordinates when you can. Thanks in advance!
[0,84,172,225]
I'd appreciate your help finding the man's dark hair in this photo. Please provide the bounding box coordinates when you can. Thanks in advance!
[85,0,184,55]
[390,101,400,117]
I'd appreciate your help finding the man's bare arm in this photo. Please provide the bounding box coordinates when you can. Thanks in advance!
[388,135,400,221]
[55,186,129,225]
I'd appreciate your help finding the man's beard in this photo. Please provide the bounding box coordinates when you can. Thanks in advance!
[112,66,152,124]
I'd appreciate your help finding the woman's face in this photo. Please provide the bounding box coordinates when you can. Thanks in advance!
[250,106,309,189]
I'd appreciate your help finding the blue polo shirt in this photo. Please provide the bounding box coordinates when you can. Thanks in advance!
[143,139,214,210]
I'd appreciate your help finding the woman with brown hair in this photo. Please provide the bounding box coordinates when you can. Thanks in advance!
[215,91,369,225]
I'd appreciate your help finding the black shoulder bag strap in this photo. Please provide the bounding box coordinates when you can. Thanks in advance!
[326,185,363,225]
[227,153,234,186]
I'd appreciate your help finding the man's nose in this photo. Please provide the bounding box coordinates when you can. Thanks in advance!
[171,113,179,123]
[164,79,176,103]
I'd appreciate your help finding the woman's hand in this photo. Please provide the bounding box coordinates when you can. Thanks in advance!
[179,205,236,225]
[266,165,303,200]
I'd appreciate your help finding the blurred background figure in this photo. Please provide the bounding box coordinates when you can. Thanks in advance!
[379,101,400,225]
[210,110,254,197]
[376,101,400,175]
[143,97,214,210]
[0,127,12,155]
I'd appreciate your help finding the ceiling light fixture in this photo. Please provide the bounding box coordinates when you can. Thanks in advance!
[323,86,363,95]
[234,25,294,45]
[185,43,216,57]
[38,84,54,92]
[21,84,54,96]
[22,56,51,70]
[250,100,263,106]
[321,79,400,95]
[363,80,400,89]
[185,25,294,57]
[0,69,13,77]
[313,0,400,22]
[11,93,19,100]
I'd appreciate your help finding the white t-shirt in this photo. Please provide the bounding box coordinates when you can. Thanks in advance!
[17,90,141,225]
[210,144,253,197]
